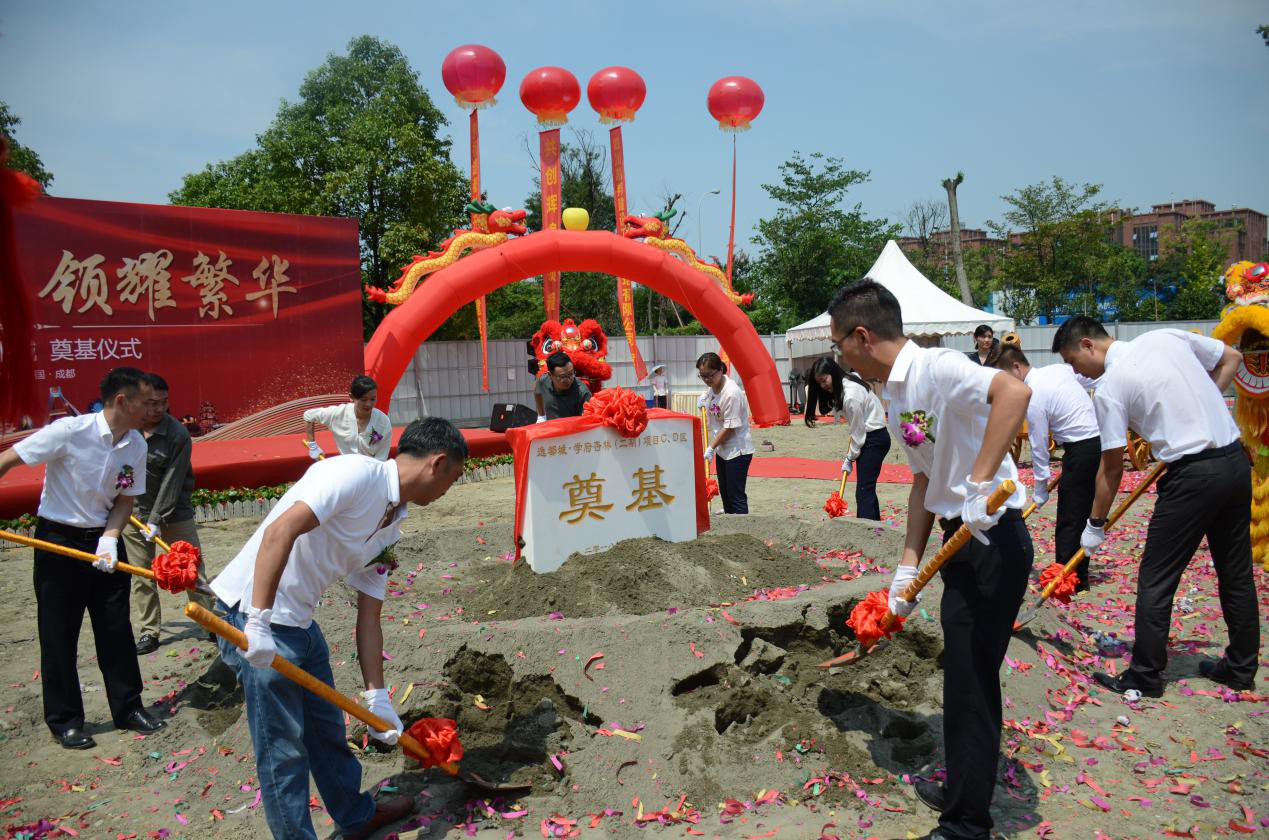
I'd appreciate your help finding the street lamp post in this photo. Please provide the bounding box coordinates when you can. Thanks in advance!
[697,189,721,254]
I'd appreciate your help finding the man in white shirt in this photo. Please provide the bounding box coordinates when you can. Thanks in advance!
[829,280,1032,840]
[1054,316,1258,697]
[648,364,670,409]
[210,417,466,840]
[303,375,393,461]
[0,368,166,749]
[697,352,755,514]
[993,345,1102,592]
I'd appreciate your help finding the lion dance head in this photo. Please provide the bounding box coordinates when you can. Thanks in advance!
[1211,259,1269,569]
[531,318,612,394]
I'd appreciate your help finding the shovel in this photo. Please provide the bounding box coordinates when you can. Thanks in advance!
[1020,474,1062,521]
[818,479,1016,668]
[184,604,530,795]
[1013,460,1165,630]
[0,527,214,597]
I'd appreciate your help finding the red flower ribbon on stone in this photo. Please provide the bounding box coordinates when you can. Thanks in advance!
[845,589,905,649]
[1039,561,1078,604]
[823,492,848,518]
[152,540,200,593]
[705,478,719,501]
[405,717,463,774]
[582,387,649,438]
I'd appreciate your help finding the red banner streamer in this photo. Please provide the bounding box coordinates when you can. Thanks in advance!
[608,127,647,381]
[540,129,562,322]
[471,110,489,391]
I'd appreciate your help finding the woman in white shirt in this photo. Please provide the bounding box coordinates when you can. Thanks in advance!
[648,364,670,409]
[697,353,755,514]
[303,375,393,461]
[807,357,891,520]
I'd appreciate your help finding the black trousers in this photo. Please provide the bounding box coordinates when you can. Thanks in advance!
[1128,444,1259,688]
[715,453,752,514]
[34,518,144,735]
[654,395,668,409]
[937,509,1033,839]
[854,427,891,521]
[1054,436,1100,585]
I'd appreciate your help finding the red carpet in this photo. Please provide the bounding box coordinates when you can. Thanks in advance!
[749,456,913,484]
[0,427,510,518]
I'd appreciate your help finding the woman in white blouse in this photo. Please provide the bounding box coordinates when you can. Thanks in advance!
[303,375,393,461]
[806,357,891,520]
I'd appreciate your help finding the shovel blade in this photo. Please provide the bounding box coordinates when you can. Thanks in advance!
[461,770,532,794]
[1013,602,1040,631]
[817,639,888,668]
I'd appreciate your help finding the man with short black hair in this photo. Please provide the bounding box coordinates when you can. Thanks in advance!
[829,280,1033,840]
[0,367,166,749]
[533,351,592,421]
[210,416,468,840]
[123,373,213,654]
[1053,315,1259,697]
[993,344,1101,591]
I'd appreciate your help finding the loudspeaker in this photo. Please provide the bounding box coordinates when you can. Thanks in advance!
[490,402,538,432]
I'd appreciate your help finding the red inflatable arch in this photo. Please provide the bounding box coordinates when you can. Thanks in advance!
[364,229,790,427]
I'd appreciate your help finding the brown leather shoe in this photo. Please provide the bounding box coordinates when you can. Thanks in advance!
[343,794,414,840]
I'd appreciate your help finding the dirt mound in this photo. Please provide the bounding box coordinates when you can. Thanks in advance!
[466,532,823,620]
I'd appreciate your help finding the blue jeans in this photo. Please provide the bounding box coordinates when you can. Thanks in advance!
[217,601,374,839]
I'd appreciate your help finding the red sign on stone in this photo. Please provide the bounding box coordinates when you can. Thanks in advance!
[13,196,363,425]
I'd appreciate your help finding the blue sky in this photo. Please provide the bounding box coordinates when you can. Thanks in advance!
[3,1,1267,260]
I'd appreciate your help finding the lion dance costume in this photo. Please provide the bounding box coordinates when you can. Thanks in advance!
[530,318,612,394]
[1211,260,1269,570]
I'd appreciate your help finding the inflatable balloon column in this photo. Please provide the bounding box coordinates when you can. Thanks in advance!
[441,44,506,391]
[707,76,764,298]
[587,66,649,381]
[520,67,581,323]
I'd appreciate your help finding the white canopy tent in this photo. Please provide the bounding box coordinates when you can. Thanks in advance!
[785,239,1013,343]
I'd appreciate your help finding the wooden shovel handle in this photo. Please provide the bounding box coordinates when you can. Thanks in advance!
[0,527,155,580]
[183,603,434,766]
[1038,460,1166,600]
[1020,474,1063,521]
[129,515,173,553]
[838,467,849,498]
[879,479,1017,631]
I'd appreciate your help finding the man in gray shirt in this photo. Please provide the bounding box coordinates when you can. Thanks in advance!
[123,373,213,654]
[533,351,593,420]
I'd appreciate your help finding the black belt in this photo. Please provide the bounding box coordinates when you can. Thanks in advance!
[1057,435,1100,448]
[1170,441,1241,468]
[37,517,105,539]
[938,507,1022,532]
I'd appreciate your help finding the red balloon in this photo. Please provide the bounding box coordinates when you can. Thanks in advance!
[441,44,506,110]
[519,66,581,127]
[586,66,646,124]
[707,76,764,131]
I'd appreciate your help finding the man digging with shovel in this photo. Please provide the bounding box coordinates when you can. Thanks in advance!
[828,281,1033,840]
[208,417,467,840]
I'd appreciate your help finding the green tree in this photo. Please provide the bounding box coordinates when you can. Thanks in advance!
[168,36,468,338]
[1151,218,1234,320]
[750,152,900,331]
[0,102,53,188]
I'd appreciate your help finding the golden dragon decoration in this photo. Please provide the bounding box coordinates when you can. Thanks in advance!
[623,209,753,306]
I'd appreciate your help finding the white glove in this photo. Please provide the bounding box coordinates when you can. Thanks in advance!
[888,564,920,617]
[703,447,715,462]
[306,440,325,461]
[93,535,118,572]
[1032,483,1049,507]
[962,477,1005,545]
[1080,520,1106,554]
[363,687,402,745]
[841,458,853,475]
[536,415,547,424]
[142,520,160,543]
[242,606,276,669]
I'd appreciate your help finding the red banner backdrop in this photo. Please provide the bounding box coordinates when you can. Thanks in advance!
[12,196,363,425]
[608,127,648,381]
[540,128,563,322]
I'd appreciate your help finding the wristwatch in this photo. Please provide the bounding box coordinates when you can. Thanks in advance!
[1089,517,1107,527]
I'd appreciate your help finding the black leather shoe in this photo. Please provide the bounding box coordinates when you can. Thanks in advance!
[56,728,96,750]
[1094,670,1162,698]
[913,779,946,812]
[1199,658,1254,692]
[135,634,159,655]
[343,794,415,840]
[116,708,166,734]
